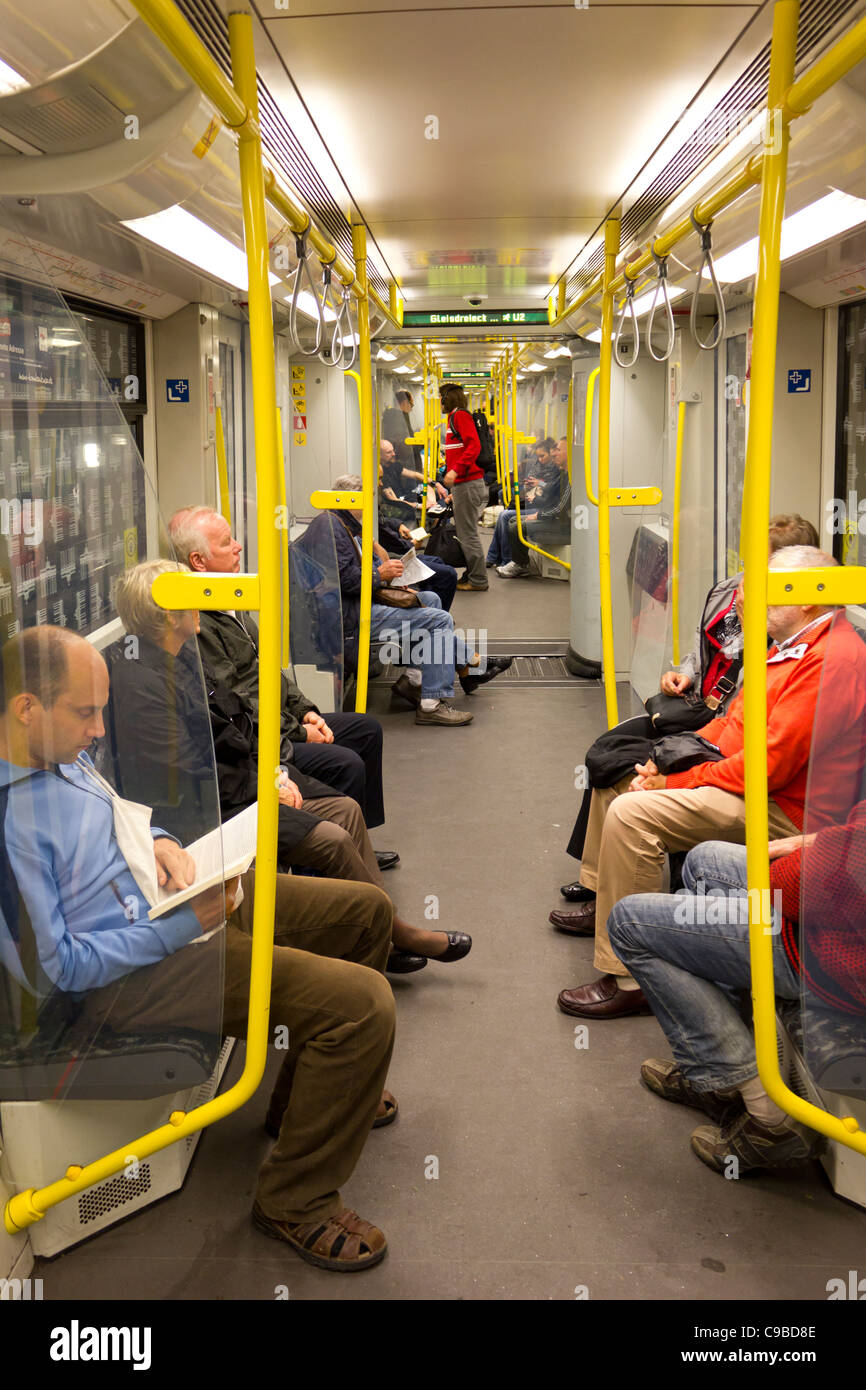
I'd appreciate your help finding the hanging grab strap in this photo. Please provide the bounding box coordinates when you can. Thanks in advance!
[690,214,726,351]
[289,232,326,357]
[318,263,340,366]
[335,282,356,371]
[614,276,639,368]
[646,250,675,362]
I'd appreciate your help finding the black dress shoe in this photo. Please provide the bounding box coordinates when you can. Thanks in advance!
[430,931,472,962]
[560,881,596,903]
[386,949,428,974]
[549,903,596,935]
[459,656,512,695]
[375,850,400,871]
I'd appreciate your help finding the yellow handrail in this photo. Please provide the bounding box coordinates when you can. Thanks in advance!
[275,404,290,668]
[215,403,232,526]
[5,8,283,1234]
[351,221,375,715]
[671,399,687,666]
[598,217,621,728]
[584,367,600,507]
[742,0,866,1157]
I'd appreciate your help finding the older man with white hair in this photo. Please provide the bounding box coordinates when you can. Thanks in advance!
[168,505,398,870]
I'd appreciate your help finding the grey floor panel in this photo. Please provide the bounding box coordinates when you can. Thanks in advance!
[30,586,866,1301]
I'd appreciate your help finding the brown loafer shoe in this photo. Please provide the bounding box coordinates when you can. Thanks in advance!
[557,973,652,1019]
[549,903,596,935]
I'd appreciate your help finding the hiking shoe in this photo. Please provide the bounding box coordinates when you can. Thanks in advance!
[690,1110,820,1175]
[415,701,474,726]
[496,561,531,578]
[640,1058,744,1125]
[252,1202,387,1272]
[392,673,422,707]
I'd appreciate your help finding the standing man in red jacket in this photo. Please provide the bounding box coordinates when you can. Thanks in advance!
[556,546,866,1019]
[440,383,488,592]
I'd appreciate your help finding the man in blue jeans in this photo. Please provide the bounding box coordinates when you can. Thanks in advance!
[607,838,825,1176]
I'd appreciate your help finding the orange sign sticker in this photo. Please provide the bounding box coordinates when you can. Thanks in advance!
[293,432,307,446]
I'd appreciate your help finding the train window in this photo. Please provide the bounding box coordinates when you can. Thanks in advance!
[834,299,866,567]
[725,331,749,577]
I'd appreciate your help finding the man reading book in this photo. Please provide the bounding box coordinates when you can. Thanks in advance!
[0,626,397,1272]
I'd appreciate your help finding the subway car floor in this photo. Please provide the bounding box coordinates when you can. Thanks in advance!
[36,567,866,1301]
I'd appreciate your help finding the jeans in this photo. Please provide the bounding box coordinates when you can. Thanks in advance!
[370,591,470,700]
[607,841,801,1093]
[486,509,516,566]
[415,554,458,611]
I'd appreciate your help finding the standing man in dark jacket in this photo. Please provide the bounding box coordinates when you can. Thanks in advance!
[168,507,396,865]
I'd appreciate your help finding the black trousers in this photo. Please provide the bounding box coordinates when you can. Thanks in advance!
[508,518,569,567]
[290,711,385,828]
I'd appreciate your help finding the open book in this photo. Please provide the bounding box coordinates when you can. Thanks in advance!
[147,803,258,920]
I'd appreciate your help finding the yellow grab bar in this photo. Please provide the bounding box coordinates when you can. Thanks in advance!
[215,403,232,526]
[584,367,600,507]
[741,0,866,1158]
[598,217,621,729]
[6,9,284,1234]
[350,222,375,715]
[275,405,290,668]
[671,399,686,666]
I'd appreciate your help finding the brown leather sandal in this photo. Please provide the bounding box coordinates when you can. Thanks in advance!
[252,1203,387,1272]
[373,1089,398,1128]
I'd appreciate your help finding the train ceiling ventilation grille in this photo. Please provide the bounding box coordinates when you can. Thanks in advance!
[566,0,864,305]
[175,0,389,303]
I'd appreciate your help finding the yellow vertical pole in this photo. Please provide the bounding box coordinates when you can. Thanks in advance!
[421,344,430,530]
[351,218,375,714]
[215,404,232,526]
[671,399,687,666]
[228,7,278,1111]
[510,339,518,509]
[742,0,800,1105]
[275,405,290,669]
[599,215,621,728]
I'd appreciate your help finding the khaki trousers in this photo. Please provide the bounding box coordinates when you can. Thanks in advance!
[290,794,385,893]
[579,776,799,976]
[79,871,395,1222]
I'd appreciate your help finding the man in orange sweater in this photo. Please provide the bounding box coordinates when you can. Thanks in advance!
[557,546,866,1020]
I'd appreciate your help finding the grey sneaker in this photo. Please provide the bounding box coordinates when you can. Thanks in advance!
[496,561,531,578]
[640,1058,744,1125]
[690,1109,820,1175]
[415,701,474,726]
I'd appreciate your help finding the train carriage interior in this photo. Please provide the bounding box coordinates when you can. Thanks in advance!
[1,0,866,1313]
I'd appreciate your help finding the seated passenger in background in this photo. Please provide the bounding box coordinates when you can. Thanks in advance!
[555,547,866,1021]
[109,561,471,970]
[296,473,511,727]
[0,625,396,1271]
[168,506,394,865]
[607,811,866,1175]
[558,513,821,904]
[376,506,458,612]
[380,439,447,514]
[497,436,570,578]
[485,439,558,568]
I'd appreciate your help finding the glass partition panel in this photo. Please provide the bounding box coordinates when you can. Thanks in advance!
[288,516,345,714]
[796,610,866,1099]
[0,206,225,1139]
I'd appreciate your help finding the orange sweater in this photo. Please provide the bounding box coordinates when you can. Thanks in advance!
[666,614,866,830]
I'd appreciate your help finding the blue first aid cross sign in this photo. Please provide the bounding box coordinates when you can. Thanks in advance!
[787,369,811,394]
[166,378,190,403]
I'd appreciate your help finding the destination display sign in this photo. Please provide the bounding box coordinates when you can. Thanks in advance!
[402,308,549,327]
